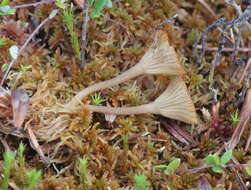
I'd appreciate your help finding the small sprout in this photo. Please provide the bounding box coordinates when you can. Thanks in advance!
[204,150,233,173]
[9,45,19,60]
[86,77,197,124]
[0,38,6,47]
[154,158,181,175]
[230,110,240,124]
[132,174,150,190]
[0,151,15,190]
[55,0,68,9]
[23,169,42,190]
[65,31,186,111]
[89,0,112,18]
[19,64,32,72]
[0,0,15,15]
[79,158,89,189]
[245,165,251,176]
[1,63,8,72]
[91,93,105,106]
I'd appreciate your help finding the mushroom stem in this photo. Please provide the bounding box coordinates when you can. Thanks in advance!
[85,76,198,125]
[65,64,142,110]
[87,103,155,115]
[62,31,185,112]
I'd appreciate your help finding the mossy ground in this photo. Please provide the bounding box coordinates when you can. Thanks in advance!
[0,0,251,189]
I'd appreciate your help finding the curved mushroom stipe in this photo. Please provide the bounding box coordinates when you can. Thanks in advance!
[64,31,185,112]
[87,76,198,125]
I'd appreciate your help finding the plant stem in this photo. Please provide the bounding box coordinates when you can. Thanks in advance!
[87,103,155,115]
[80,0,89,69]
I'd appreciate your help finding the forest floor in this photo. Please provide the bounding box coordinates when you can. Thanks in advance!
[0,0,251,189]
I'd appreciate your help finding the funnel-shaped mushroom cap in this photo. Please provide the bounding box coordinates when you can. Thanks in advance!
[137,31,186,76]
[153,76,197,124]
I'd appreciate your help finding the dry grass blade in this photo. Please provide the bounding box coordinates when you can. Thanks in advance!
[228,88,251,150]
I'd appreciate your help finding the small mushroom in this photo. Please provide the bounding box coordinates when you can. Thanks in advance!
[65,31,185,111]
[85,76,197,124]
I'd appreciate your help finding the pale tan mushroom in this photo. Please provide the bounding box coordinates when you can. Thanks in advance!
[64,31,185,112]
[86,76,197,125]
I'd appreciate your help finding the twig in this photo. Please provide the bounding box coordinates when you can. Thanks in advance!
[14,0,55,9]
[227,86,251,150]
[196,46,251,52]
[80,0,89,69]
[147,14,178,34]
[0,12,56,86]
[224,0,251,32]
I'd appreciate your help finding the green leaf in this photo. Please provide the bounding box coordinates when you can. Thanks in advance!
[153,165,168,171]
[212,166,223,173]
[0,5,15,15]
[1,63,8,72]
[93,0,107,12]
[24,169,42,190]
[0,0,10,6]
[55,0,68,9]
[167,159,180,170]
[220,150,232,164]
[9,45,19,59]
[163,159,181,175]
[0,38,6,47]
[204,154,216,165]
[90,10,101,18]
[245,166,251,176]
[133,174,150,190]
[88,0,94,6]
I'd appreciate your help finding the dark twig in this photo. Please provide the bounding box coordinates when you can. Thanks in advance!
[14,0,55,9]
[147,14,178,34]
[0,12,57,86]
[80,0,89,69]
[196,46,251,52]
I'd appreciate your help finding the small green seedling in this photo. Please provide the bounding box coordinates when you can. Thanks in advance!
[154,158,181,175]
[63,5,81,60]
[23,169,42,190]
[230,110,240,124]
[1,63,8,72]
[89,0,112,18]
[55,0,68,9]
[132,174,150,190]
[79,158,89,189]
[91,93,105,106]
[0,0,15,15]
[0,38,6,47]
[0,151,15,190]
[204,149,232,173]
[245,165,251,176]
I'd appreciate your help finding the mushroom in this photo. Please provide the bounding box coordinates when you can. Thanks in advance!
[85,76,198,124]
[63,31,185,112]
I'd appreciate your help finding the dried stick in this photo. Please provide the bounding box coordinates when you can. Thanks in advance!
[80,0,89,69]
[224,0,251,32]
[196,46,251,52]
[0,11,57,86]
[14,0,55,9]
[227,88,251,150]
